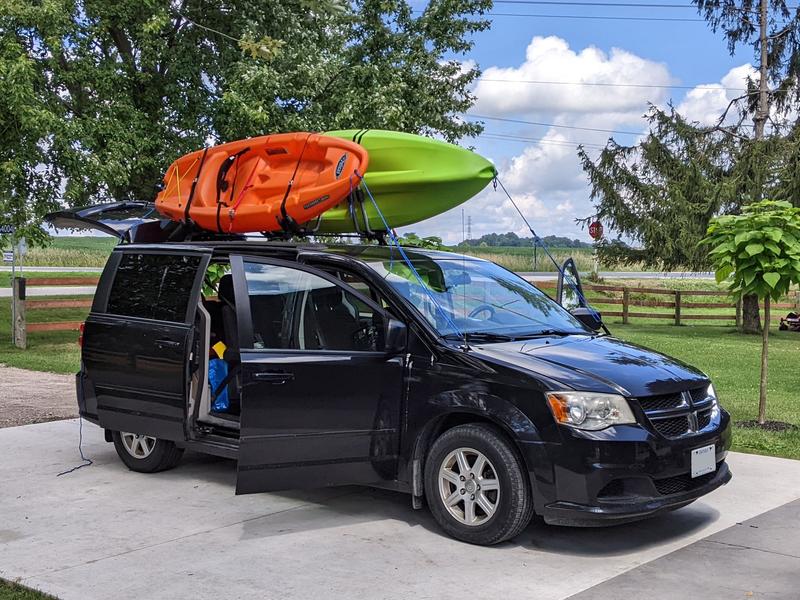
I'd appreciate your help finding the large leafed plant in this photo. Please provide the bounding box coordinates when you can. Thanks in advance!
[703,200,800,425]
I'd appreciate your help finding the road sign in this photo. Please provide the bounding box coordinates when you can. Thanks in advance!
[2,251,12,262]
[589,221,604,240]
[0,224,14,235]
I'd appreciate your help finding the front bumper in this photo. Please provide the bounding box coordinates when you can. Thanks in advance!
[520,410,733,526]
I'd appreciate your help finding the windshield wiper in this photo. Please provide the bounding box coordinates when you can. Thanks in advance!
[515,329,585,338]
[443,332,516,343]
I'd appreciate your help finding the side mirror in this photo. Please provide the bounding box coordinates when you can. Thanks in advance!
[571,307,603,332]
[384,319,408,356]
[557,257,586,311]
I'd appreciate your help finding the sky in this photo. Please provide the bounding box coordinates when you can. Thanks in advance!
[399,0,757,245]
[45,2,757,244]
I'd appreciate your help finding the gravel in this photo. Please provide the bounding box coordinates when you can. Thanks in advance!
[0,365,77,428]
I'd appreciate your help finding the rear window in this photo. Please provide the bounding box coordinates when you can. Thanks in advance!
[106,253,201,322]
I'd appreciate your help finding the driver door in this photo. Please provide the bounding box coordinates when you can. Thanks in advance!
[231,256,405,494]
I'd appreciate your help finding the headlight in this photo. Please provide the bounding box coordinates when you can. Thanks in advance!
[546,392,637,431]
[707,383,718,406]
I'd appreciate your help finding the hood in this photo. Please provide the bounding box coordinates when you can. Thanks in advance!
[472,334,707,398]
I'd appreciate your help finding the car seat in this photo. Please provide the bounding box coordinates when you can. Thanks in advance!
[214,274,241,412]
[311,286,361,350]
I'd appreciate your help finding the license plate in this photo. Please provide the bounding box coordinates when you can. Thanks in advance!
[691,444,716,478]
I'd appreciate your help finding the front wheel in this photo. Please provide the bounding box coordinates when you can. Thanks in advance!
[112,431,184,473]
[424,424,533,545]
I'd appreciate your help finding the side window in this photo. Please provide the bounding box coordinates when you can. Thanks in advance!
[243,262,384,352]
[107,253,201,322]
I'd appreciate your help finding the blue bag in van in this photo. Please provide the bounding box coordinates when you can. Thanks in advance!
[209,358,230,412]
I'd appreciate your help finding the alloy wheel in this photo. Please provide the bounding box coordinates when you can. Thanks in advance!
[120,432,157,459]
[438,447,500,526]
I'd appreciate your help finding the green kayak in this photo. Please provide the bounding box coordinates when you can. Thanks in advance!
[317,129,495,234]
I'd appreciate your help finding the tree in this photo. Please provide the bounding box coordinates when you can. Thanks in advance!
[580,0,800,333]
[0,0,489,241]
[463,231,592,248]
[398,232,446,250]
[702,200,800,425]
[0,23,61,244]
[579,106,741,271]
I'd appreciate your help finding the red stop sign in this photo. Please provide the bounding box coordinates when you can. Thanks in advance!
[589,221,603,240]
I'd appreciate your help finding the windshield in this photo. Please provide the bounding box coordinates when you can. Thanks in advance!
[365,254,589,339]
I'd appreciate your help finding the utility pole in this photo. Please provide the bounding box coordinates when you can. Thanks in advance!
[754,0,769,140]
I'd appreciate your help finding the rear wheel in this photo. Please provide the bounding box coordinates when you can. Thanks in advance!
[112,431,184,473]
[424,423,533,545]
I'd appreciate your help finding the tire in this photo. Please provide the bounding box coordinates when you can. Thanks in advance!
[424,423,534,545]
[111,431,184,473]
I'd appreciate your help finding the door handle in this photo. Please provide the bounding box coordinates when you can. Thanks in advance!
[252,371,294,385]
[155,339,181,349]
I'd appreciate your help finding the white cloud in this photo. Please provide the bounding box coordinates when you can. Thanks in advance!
[502,133,586,194]
[675,64,755,126]
[405,41,760,245]
[473,36,673,116]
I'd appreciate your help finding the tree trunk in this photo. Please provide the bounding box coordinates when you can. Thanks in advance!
[758,297,770,425]
[741,293,762,333]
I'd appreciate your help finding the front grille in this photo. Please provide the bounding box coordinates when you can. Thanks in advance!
[638,392,684,411]
[637,385,717,439]
[689,386,710,404]
[697,409,712,430]
[654,469,717,495]
[652,416,691,437]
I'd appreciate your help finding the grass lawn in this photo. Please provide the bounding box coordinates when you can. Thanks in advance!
[0,579,54,600]
[614,323,800,460]
[0,296,86,373]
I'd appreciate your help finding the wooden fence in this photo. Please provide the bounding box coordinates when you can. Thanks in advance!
[533,280,799,326]
[8,275,800,349]
[11,276,97,349]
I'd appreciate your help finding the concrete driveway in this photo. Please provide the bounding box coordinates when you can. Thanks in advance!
[2,420,799,600]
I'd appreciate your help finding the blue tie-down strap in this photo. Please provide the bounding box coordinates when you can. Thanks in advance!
[209,358,230,412]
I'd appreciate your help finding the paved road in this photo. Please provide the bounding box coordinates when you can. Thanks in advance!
[1,419,799,600]
[570,499,800,599]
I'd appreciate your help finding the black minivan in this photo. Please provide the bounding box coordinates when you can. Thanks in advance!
[50,203,732,546]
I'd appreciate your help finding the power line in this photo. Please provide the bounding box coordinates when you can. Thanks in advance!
[469,114,643,135]
[493,0,800,7]
[477,77,749,92]
[487,11,706,21]
[493,1,703,7]
[480,132,607,149]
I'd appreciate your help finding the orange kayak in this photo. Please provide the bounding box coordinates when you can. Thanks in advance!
[155,132,368,233]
